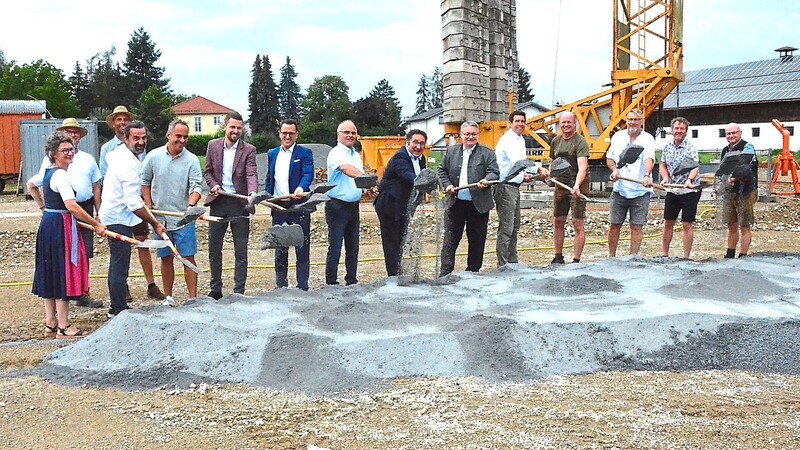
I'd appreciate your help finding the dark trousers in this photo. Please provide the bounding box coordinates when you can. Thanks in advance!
[440,199,489,277]
[107,223,133,313]
[325,199,360,285]
[272,209,311,290]
[208,196,250,295]
[377,210,407,276]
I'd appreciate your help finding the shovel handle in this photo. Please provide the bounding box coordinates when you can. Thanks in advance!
[452,180,501,192]
[150,208,223,222]
[616,175,666,191]
[78,221,138,245]
[549,178,592,202]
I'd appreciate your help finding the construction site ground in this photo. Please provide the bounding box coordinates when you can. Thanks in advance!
[2,188,800,449]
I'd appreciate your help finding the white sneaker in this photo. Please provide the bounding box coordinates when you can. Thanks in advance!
[162,296,176,307]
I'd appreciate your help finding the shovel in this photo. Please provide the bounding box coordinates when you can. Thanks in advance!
[453,159,535,192]
[355,174,378,189]
[545,157,598,202]
[672,158,700,177]
[287,193,330,212]
[260,223,305,249]
[158,231,202,274]
[715,151,756,177]
[216,190,286,211]
[76,221,170,249]
[268,183,335,202]
[616,175,666,191]
[150,208,223,226]
[413,169,439,195]
[616,144,645,169]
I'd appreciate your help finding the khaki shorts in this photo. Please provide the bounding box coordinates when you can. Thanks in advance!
[723,190,757,227]
[553,177,590,219]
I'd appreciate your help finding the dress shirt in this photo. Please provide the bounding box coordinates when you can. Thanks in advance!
[407,149,422,175]
[221,139,238,193]
[457,146,474,201]
[99,147,145,226]
[274,144,294,197]
[495,129,532,184]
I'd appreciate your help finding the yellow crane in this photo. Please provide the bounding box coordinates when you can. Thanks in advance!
[445,0,685,162]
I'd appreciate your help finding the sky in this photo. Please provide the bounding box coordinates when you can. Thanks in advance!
[2,0,798,121]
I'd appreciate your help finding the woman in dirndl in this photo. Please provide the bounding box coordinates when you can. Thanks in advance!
[32,131,105,338]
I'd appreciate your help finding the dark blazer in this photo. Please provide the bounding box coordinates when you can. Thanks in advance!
[203,138,258,205]
[437,143,499,213]
[265,144,314,201]
[374,147,427,219]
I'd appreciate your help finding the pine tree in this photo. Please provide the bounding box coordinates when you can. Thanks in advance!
[262,55,280,131]
[133,85,175,148]
[429,66,443,108]
[248,55,266,133]
[415,75,431,115]
[278,56,302,120]
[364,79,403,135]
[517,66,534,103]
[68,61,93,118]
[122,28,170,107]
[86,46,126,113]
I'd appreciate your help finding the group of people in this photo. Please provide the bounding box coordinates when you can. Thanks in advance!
[30,107,758,338]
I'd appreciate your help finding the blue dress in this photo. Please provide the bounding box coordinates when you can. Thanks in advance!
[32,167,88,300]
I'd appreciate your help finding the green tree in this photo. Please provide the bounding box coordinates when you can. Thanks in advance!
[299,75,351,144]
[0,49,11,73]
[69,61,93,118]
[429,66,443,108]
[248,54,279,134]
[122,27,170,107]
[517,66,534,103]
[354,79,403,136]
[278,56,302,121]
[133,85,175,149]
[0,59,78,117]
[415,74,431,115]
[86,46,126,113]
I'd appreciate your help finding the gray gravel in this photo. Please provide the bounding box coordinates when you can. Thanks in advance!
[39,253,800,394]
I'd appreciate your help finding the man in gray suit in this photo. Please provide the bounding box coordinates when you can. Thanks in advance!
[437,121,499,277]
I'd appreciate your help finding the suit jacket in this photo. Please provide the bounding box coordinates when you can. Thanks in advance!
[265,144,314,204]
[203,138,258,206]
[437,143,499,213]
[374,147,427,220]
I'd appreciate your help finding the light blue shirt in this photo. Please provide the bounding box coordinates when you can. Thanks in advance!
[327,142,364,202]
[457,147,473,201]
[407,149,421,176]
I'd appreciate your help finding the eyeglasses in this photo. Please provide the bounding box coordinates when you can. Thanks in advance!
[409,140,426,146]
[725,131,741,136]
[60,148,77,154]
[461,133,478,137]
[338,130,357,136]
[626,117,641,122]
[279,131,297,136]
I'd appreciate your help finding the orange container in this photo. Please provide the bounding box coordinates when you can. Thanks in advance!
[0,114,39,176]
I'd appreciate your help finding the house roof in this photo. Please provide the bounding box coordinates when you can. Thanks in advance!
[662,55,800,109]
[0,100,47,115]
[173,96,236,115]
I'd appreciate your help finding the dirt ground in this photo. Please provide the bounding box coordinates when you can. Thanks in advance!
[2,187,800,449]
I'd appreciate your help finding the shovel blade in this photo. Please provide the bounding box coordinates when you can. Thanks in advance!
[261,223,305,249]
[175,254,202,274]
[413,168,439,194]
[548,157,573,178]
[672,158,699,177]
[135,239,171,249]
[617,144,645,168]
[310,183,335,195]
[290,193,330,212]
[503,159,536,182]
[354,174,378,189]
[715,151,755,176]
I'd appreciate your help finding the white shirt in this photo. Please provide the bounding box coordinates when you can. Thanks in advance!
[457,146,474,201]
[30,150,100,202]
[274,144,294,197]
[48,169,76,203]
[99,146,145,226]
[221,140,238,193]
[406,148,421,176]
[495,128,539,184]
[607,129,656,198]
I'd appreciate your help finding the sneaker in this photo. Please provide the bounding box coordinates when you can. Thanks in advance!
[147,283,166,300]
[162,296,176,307]
[75,294,103,308]
[107,307,131,319]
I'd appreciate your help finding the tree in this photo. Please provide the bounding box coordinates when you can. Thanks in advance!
[0,59,78,117]
[248,54,279,134]
[278,56,302,120]
[517,66,534,103]
[353,79,403,136]
[429,66,443,108]
[133,85,175,149]
[415,75,431,115]
[299,75,351,144]
[85,46,126,114]
[122,27,170,107]
[69,61,93,118]
[0,49,11,73]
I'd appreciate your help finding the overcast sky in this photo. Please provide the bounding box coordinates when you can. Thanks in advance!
[2,0,797,120]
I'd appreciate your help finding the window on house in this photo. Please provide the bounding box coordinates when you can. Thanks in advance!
[214,116,221,127]
[691,130,698,138]
[194,116,202,133]
[788,126,795,136]
[718,128,725,138]
[438,115,444,125]
[660,130,666,139]
[752,127,760,137]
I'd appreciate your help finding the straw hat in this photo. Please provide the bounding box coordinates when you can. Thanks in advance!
[56,118,88,137]
[106,105,134,127]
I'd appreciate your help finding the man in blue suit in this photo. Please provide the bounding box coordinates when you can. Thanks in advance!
[265,119,315,290]
[374,129,428,276]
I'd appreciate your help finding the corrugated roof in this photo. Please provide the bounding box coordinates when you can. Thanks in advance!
[0,100,47,115]
[663,56,800,109]
[173,95,236,115]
